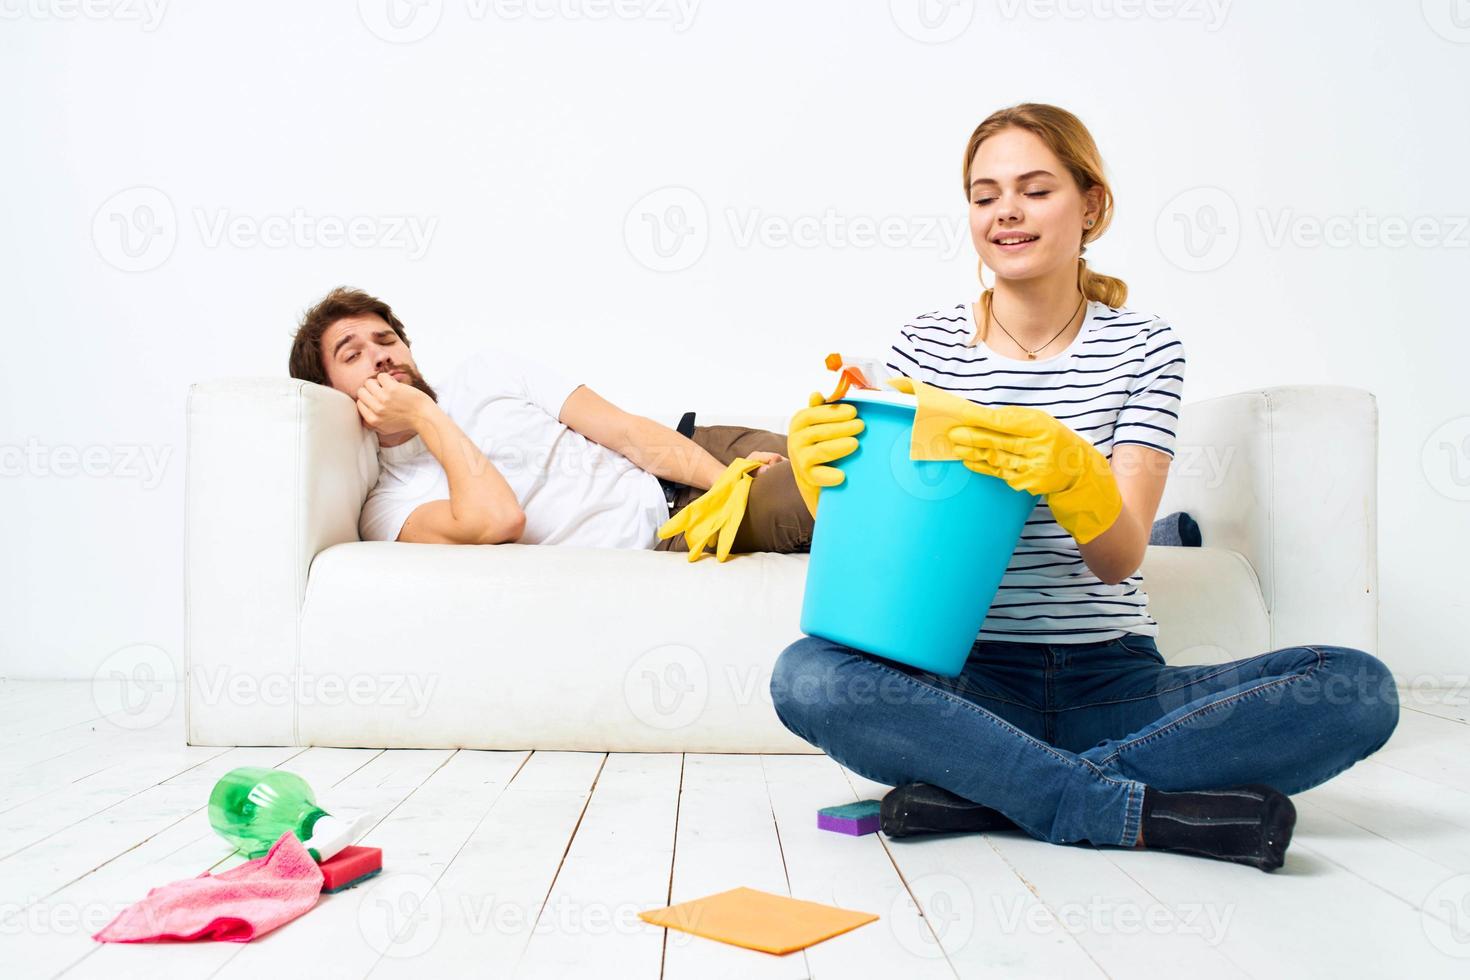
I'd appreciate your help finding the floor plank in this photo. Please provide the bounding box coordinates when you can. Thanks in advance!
[366,751,607,977]
[64,748,457,979]
[0,746,303,920]
[1,711,176,773]
[1294,759,1470,870]
[1292,795,1469,932]
[1400,685,1470,725]
[1,683,182,771]
[1097,817,1468,977]
[660,753,811,980]
[0,743,230,860]
[1365,708,1470,794]
[761,754,955,978]
[0,682,109,743]
[0,721,188,814]
[840,771,1110,979]
[516,753,683,979]
[5,681,1470,978]
[7,747,380,979]
[843,761,1250,980]
[207,749,527,980]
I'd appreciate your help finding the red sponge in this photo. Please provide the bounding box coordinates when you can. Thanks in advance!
[318,846,382,894]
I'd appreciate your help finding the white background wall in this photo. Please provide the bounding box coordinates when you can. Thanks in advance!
[2,1,1466,682]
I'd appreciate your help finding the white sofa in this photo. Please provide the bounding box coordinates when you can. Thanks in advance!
[183,382,1379,752]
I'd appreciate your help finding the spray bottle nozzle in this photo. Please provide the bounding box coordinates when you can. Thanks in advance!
[823,352,880,403]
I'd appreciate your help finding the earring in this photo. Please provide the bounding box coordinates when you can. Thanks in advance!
[1085,218,1095,228]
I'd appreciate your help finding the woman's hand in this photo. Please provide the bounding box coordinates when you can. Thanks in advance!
[953,405,1121,544]
[788,392,864,517]
[890,376,1122,544]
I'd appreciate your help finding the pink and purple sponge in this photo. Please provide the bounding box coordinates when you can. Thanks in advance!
[817,800,881,836]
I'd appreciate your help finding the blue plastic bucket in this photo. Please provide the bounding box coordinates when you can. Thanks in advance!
[798,389,1038,676]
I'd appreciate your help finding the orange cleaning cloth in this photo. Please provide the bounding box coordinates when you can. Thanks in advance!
[639,886,878,955]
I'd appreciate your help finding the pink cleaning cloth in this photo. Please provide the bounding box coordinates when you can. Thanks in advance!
[94,831,325,943]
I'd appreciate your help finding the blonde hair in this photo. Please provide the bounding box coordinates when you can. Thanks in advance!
[962,103,1127,337]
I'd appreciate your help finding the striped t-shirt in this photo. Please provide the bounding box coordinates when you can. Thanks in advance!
[884,299,1186,645]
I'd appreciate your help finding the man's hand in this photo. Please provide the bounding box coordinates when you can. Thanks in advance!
[356,372,433,437]
[747,450,786,475]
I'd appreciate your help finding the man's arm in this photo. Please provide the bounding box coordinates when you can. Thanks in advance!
[397,497,523,545]
[399,402,525,544]
[1075,443,1171,585]
[357,373,525,545]
[557,385,729,491]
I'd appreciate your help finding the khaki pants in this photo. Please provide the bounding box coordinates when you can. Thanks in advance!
[652,425,814,555]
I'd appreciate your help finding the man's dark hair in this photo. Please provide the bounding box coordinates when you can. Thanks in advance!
[289,287,414,387]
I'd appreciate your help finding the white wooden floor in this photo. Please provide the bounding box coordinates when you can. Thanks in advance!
[2,680,1469,979]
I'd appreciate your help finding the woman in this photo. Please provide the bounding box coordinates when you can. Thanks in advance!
[769,103,1398,872]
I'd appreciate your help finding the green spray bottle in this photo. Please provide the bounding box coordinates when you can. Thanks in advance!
[208,767,360,861]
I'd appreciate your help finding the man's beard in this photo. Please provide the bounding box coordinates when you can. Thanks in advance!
[389,363,438,402]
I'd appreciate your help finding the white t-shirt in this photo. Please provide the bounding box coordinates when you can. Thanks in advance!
[885,299,1186,645]
[359,348,671,549]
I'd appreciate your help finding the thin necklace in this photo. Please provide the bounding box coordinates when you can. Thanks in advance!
[987,293,1087,360]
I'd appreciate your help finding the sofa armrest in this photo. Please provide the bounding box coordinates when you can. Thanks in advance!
[184,378,378,744]
[1159,385,1378,656]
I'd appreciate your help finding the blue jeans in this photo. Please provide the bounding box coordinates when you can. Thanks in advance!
[770,633,1399,848]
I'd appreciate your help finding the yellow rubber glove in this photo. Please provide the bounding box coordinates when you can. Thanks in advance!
[889,377,1122,544]
[788,392,865,518]
[656,457,766,562]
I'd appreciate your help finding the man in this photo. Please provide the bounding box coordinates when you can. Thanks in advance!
[287,287,813,555]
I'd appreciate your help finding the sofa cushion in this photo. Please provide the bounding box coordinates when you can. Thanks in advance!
[287,542,1268,752]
